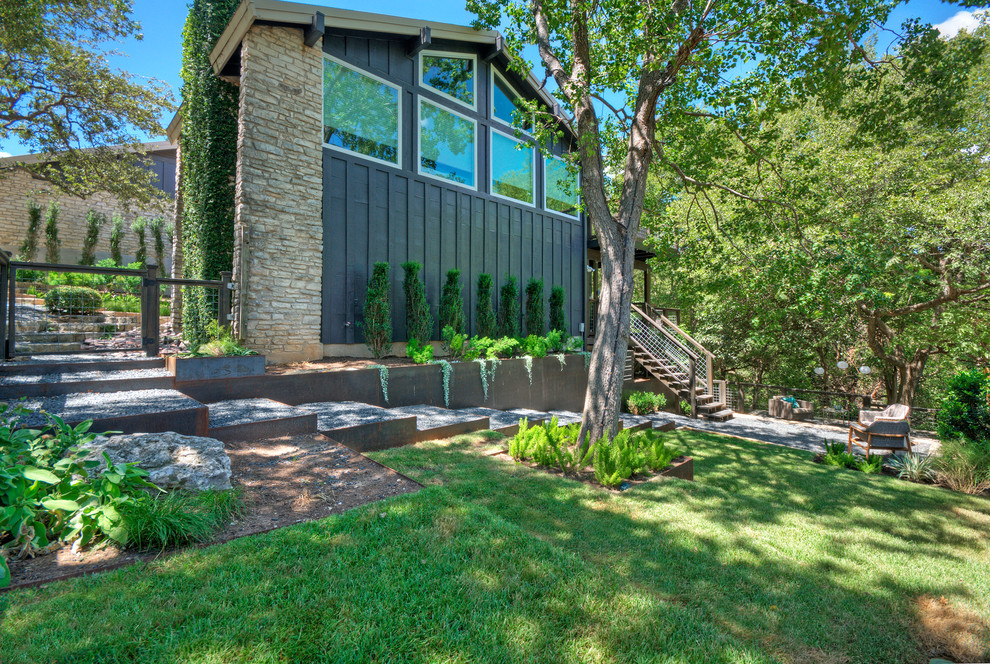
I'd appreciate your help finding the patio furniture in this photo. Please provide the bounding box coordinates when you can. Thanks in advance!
[847,404,912,456]
[769,395,815,421]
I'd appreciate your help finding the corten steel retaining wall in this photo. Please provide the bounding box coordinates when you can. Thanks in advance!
[176,356,590,412]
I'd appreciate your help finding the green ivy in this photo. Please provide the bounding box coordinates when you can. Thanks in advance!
[131,218,147,266]
[109,214,124,266]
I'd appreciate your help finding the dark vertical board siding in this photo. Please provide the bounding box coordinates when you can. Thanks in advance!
[521,210,534,330]
[346,162,370,343]
[509,208,522,329]
[388,176,409,342]
[424,185,442,337]
[345,36,370,68]
[570,223,582,333]
[470,197,485,334]
[369,38,389,74]
[325,157,348,343]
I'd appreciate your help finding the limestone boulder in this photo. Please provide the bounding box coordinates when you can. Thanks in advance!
[81,432,232,491]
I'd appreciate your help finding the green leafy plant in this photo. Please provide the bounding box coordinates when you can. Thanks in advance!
[639,430,683,472]
[937,369,990,444]
[402,261,433,342]
[626,391,667,415]
[115,489,242,550]
[439,269,465,335]
[19,199,43,261]
[887,453,936,483]
[519,334,549,359]
[497,275,520,338]
[854,455,884,474]
[934,436,990,495]
[475,273,497,338]
[548,285,566,333]
[43,285,102,315]
[362,261,393,359]
[182,320,256,357]
[406,338,434,364]
[441,325,467,360]
[524,278,545,336]
[545,329,565,353]
[109,214,125,266]
[80,210,106,265]
[131,218,147,266]
[593,437,634,488]
[44,200,61,263]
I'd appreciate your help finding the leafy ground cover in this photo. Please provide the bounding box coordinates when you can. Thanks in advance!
[2,430,988,663]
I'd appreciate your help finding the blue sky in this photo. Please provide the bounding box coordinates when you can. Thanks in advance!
[2,0,987,156]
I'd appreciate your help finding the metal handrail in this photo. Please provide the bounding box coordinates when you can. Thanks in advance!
[630,304,699,362]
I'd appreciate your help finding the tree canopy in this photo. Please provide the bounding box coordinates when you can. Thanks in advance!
[0,0,173,204]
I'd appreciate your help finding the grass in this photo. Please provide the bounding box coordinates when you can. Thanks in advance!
[1,430,988,663]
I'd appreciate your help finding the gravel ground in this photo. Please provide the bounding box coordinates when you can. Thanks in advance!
[208,398,311,428]
[454,407,537,430]
[8,389,203,426]
[298,400,411,431]
[0,368,173,385]
[651,411,939,456]
[389,404,488,431]
[0,352,156,366]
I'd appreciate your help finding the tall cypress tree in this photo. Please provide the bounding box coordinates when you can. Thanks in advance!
[363,261,392,358]
[401,261,433,342]
[475,273,497,337]
[549,286,567,333]
[524,278,545,336]
[497,275,520,338]
[438,268,465,334]
[180,0,240,340]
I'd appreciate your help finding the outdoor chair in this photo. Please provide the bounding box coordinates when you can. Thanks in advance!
[847,404,912,456]
[768,395,814,421]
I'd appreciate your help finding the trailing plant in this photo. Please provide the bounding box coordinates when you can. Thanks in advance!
[553,353,567,370]
[626,391,666,415]
[497,275,520,338]
[441,325,467,360]
[548,285,566,333]
[44,286,102,315]
[402,261,433,342]
[523,355,533,385]
[80,210,106,265]
[362,261,393,359]
[18,199,43,261]
[147,217,167,268]
[439,268,465,335]
[131,217,147,266]
[524,278,545,336]
[405,338,434,364]
[475,273,497,337]
[581,351,592,370]
[887,453,937,483]
[475,357,501,400]
[109,214,124,266]
[369,364,390,403]
[44,200,60,263]
[434,359,454,407]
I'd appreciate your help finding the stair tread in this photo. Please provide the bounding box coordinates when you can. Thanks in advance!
[388,404,490,431]
[0,368,172,386]
[12,389,204,427]
[208,398,313,429]
[298,401,412,432]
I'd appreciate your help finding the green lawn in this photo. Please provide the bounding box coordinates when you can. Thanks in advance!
[2,430,988,663]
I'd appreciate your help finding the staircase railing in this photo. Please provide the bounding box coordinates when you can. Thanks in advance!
[642,303,714,396]
[630,304,699,417]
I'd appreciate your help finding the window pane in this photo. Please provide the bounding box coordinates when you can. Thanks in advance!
[420,101,476,186]
[545,157,579,216]
[422,54,474,105]
[492,73,531,130]
[492,132,533,204]
[323,59,399,164]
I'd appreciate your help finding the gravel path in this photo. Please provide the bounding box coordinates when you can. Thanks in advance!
[389,404,487,431]
[8,389,203,426]
[0,368,172,385]
[208,398,310,428]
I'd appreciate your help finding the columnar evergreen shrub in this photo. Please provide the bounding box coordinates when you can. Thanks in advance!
[44,201,60,263]
[476,273,497,337]
[131,218,147,266]
[497,275,519,338]
[524,278,545,336]
[180,0,240,342]
[549,285,567,333]
[363,261,392,358]
[19,199,43,261]
[80,210,106,265]
[439,268,465,334]
[109,214,124,265]
[402,261,432,341]
[147,217,167,268]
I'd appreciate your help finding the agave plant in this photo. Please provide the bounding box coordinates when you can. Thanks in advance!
[887,453,936,482]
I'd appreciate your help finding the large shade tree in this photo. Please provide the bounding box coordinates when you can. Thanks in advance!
[0,0,173,204]
[468,0,963,442]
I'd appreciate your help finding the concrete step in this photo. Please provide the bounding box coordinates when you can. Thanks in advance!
[0,354,164,375]
[702,408,734,422]
[0,367,174,399]
[298,401,418,452]
[207,398,317,442]
[450,407,547,434]
[388,404,490,441]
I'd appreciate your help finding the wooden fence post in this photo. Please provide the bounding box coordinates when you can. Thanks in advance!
[142,262,160,357]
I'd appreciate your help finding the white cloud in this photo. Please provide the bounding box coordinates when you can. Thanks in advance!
[0,152,10,158]
[934,8,989,38]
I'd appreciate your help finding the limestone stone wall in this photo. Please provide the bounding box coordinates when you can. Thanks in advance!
[233,25,324,364]
[0,168,169,266]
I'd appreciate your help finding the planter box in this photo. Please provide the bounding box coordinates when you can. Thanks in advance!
[659,456,693,481]
[166,355,266,382]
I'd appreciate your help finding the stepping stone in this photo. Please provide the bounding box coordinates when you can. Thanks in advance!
[388,404,490,441]
[207,398,316,442]
[299,401,418,453]
[6,389,208,436]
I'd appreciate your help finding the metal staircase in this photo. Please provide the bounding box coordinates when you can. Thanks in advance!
[629,304,733,421]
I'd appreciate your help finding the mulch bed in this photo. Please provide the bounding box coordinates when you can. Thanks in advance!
[3,433,420,592]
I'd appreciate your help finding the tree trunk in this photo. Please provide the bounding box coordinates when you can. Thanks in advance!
[896,350,930,406]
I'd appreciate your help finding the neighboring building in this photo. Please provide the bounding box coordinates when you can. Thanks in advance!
[0,142,176,266]
[171,0,590,363]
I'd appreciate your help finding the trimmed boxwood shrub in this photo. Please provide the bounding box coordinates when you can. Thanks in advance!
[44,286,102,315]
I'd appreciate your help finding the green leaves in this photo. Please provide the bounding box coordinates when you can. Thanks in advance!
[22,466,58,484]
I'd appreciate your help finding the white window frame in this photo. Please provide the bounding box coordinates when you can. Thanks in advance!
[543,154,581,219]
[322,54,402,168]
[419,50,478,111]
[489,127,535,207]
[417,97,479,191]
[490,68,534,134]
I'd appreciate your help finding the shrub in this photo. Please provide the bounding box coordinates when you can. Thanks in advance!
[109,214,125,265]
[439,269,465,335]
[626,391,667,415]
[639,430,683,472]
[935,436,990,495]
[44,286,102,315]
[887,453,937,482]
[44,200,61,263]
[18,199,43,261]
[937,369,990,444]
[519,335,548,359]
[406,338,434,364]
[80,210,107,265]
[549,285,566,333]
[441,325,467,360]
[362,261,392,359]
[183,320,255,357]
[402,261,433,342]
[465,335,520,360]
[524,278,545,336]
[115,489,242,550]
[593,436,634,488]
[497,275,520,338]
[147,217,167,268]
[475,273,497,338]
[132,218,148,266]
